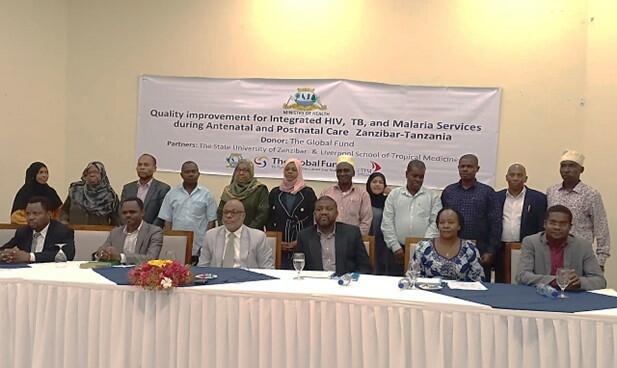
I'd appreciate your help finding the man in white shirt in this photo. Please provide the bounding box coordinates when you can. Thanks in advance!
[198,199,273,269]
[0,196,75,263]
[381,160,442,275]
[95,197,163,264]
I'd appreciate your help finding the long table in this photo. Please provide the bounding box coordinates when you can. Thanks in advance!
[0,262,616,368]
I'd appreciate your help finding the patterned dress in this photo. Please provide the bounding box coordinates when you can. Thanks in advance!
[412,239,484,281]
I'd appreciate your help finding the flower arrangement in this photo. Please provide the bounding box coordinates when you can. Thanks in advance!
[128,259,192,290]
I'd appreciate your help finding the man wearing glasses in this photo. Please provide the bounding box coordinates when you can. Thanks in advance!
[198,199,273,269]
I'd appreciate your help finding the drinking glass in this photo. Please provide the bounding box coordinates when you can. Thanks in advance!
[55,243,67,267]
[407,258,422,289]
[292,253,305,280]
[555,268,570,299]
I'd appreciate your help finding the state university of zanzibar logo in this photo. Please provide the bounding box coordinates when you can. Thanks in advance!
[225,153,244,168]
[283,88,327,111]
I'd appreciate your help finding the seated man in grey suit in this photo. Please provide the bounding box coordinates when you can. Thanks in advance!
[516,205,606,290]
[198,199,273,269]
[95,197,163,264]
[121,153,170,227]
[297,196,372,275]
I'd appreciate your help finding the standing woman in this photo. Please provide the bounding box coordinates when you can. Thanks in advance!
[366,172,390,274]
[267,158,317,269]
[10,162,63,224]
[217,159,269,230]
[60,161,120,225]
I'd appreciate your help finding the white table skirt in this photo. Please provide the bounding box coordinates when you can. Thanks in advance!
[0,263,616,368]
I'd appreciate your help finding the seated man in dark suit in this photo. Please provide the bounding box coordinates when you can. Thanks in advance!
[120,153,170,227]
[0,196,75,263]
[94,197,163,264]
[516,205,606,290]
[297,196,372,275]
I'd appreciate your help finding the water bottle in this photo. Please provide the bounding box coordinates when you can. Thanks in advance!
[337,273,353,286]
[536,283,559,298]
[398,277,412,289]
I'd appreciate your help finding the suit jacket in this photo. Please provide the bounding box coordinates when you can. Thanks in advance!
[99,221,163,264]
[516,232,606,290]
[121,178,171,227]
[497,186,547,241]
[266,186,317,242]
[1,220,75,263]
[198,225,273,269]
[297,222,372,276]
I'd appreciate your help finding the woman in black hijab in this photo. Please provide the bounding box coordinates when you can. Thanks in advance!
[11,162,63,224]
[366,172,390,275]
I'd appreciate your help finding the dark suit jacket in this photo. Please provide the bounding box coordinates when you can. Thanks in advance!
[297,222,372,275]
[121,178,171,227]
[1,220,75,263]
[497,186,547,241]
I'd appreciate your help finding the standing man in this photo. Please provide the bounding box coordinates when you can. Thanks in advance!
[321,155,372,236]
[441,154,501,279]
[297,196,372,275]
[198,199,273,269]
[381,160,442,275]
[496,163,547,281]
[95,197,163,265]
[0,196,75,263]
[158,161,217,264]
[547,150,610,268]
[121,153,170,227]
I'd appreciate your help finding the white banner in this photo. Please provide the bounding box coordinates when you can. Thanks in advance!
[137,76,501,188]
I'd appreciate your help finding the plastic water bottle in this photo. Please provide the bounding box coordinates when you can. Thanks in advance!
[536,283,559,298]
[398,277,412,289]
[337,273,353,286]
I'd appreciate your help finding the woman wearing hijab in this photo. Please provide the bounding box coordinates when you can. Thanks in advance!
[366,172,390,275]
[217,159,269,230]
[10,162,63,224]
[266,158,317,269]
[60,161,120,225]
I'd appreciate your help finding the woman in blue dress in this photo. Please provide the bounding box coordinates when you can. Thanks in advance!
[412,207,484,281]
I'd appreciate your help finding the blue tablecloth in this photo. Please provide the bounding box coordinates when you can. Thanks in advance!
[0,263,31,269]
[93,266,277,287]
[435,282,617,313]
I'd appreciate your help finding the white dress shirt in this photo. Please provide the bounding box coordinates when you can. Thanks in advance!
[223,227,243,268]
[501,187,526,242]
[136,178,153,202]
[120,221,143,264]
[29,222,50,262]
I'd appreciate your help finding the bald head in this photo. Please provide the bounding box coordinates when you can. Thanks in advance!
[505,163,528,193]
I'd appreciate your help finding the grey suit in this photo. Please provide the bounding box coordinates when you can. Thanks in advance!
[101,221,163,264]
[197,225,273,269]
[121,178,171,227]
[516,232,606,290]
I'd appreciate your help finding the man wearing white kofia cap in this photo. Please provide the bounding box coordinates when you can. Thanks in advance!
[546,150,610,268]
[320,155,372,236]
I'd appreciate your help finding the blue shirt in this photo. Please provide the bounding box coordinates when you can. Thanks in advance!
[158,184,217,255]
[441,180,502,254]
[413,239,484,281]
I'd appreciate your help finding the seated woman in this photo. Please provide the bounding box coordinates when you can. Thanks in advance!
[413,207,483,281]
[266,158,316,269]
[60,161,120,225]
[217,159,269,230]
[10,162,63,224]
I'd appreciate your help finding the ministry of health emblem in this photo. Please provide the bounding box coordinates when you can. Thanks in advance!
[283,88,327,111]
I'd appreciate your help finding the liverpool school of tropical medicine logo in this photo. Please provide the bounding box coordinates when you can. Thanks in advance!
[253,156,268,168]
[283,88,327,111]
[225,153,244,168]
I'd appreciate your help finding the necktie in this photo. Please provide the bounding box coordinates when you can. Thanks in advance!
[222,232,235,268]
[31,232,42,252]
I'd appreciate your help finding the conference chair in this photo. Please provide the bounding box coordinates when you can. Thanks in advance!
[503,242,522,284]
[403,237,423,272]
[362,235,376,271]
[265,231,282,269]
[161,230,193,264]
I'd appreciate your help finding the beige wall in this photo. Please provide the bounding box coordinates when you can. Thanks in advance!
[3,0,617,285]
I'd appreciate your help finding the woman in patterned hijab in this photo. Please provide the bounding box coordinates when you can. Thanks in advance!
[60,161,120,225]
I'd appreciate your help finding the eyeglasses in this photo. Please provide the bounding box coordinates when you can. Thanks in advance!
[223,210,245,216]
